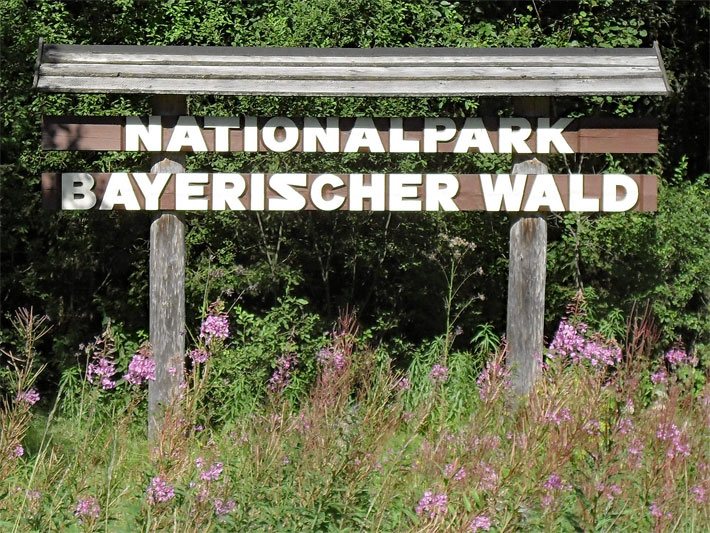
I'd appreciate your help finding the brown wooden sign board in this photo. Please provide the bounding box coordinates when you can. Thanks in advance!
[42,172,657,212]
[41,116,658,154]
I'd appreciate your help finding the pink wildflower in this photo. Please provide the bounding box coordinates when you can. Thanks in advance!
[200,462,223,482]
[690,485,706,504]
[415,490,448,520]
[616,417,634,435]
[12,445,24,458]
[74,497,100,520]
[650,369,667,384]
[200,313,230,344]
[214,498,236,516]
[87,356,117,390]
[189,348,209,364]
[469,514,492,532]
[664,347,689,366]
[544,407,572,426]
[317,346,347,373]
[146,476,175,504]
[549,320,620,367]
[477,463,498,491]
[429,364,449,384]
[656,422,691,459]
[396,377,412,391]
[268,353,298,394]
[649,502,663,519]
[16,388,40,405]
[476,357,510,402]
[124,346,156,385]
[543,473,568,491]
[444,463,467,482]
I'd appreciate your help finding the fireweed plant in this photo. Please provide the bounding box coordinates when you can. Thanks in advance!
[0,304,707,531]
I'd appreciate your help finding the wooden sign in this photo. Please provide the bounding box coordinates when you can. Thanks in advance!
[43,172,657,212]
[41,116,659,154]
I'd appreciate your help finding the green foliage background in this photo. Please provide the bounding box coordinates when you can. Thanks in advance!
[1,0,708,389]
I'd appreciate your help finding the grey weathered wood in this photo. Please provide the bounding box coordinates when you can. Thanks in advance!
[34,42,671,96]
[506,97,549,397]
[148,95,186,441]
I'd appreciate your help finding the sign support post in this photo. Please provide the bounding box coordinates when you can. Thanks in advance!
[148,95,187,441]
[507,97,549,396]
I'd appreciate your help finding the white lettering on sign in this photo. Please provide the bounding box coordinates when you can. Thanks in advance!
[203,117,240,152]
[480,174,527,211]
[311,174,346,211]
[166,117,208,152]
[62,173,96,209]
[125,116,161,151]
[343,118,385,153]
[212,173,246,210]
[303,117,339,152]
[50,173,650,212]
[603,174,639,212]
[118,116,604,154]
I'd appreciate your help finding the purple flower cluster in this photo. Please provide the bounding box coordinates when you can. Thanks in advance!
[597,482,622,501]
[214,498,236,516]
[468,514,492,532]
[651,369,668,384]
[124,346,156,386]
[12,445,24,458]
[656,422,691,459]
[200,461,224,482]
[396,377,411,391]
[268,353,298,394]
[74,497,100,520]
[146,476,175,504]
[415,490,448,520]
[542,473,571,507]
[429,364,449,384]
[200,313,230,344]
[476,357,510,402]
[549,320,621,367]
[317,346,347,373]
[476,462,498,491]
[664,347,689,366]
[189,348,209,364]
[690,484,706,504]
[16,388,40,406]
[87,356,117,390]
[444,463,466,482]
[544,407,572,427]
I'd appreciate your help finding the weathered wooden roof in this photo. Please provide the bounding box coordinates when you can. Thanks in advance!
[34,40,671,96]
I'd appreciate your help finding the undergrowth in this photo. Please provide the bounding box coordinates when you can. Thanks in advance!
[1,305,708,532]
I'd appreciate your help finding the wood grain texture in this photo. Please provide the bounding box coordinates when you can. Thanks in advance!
[506,97,549,397]
[41,116,659,154]
[148,95,186,442]
[34,43,671,96]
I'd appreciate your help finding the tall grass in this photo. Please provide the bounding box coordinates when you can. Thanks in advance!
[1,306,707,532]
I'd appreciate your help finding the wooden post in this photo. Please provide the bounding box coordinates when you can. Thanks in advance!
[506,97,549,396]
[148,95,186,441]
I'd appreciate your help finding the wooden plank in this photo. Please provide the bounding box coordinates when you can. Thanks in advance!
[40,172,658,212]
[41,116,659,154]
[40,44,660,66]
[35,75,669,95]
[148,95,186,442]
[39,63,662,80]
[35,42,670,96]
[506,97,549,397]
